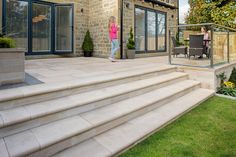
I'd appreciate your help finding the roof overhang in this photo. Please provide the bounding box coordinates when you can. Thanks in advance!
[144,0,178,9]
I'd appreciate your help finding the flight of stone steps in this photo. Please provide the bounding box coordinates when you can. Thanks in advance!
[0,65,214,157]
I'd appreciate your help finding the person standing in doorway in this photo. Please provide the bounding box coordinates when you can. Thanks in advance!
[108,16,120,62]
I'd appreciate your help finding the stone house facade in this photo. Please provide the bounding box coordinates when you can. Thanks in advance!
[1,0,178,58]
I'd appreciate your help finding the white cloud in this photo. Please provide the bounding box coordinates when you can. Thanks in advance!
[179,1,190,24]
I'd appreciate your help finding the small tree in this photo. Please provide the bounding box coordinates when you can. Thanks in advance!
[126,27,135,50]
[229,67,236,84]
[82,30,94,52]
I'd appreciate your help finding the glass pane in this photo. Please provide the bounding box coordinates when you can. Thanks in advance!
[0,0,2,34]
[157,13,166,51]
[32,3,51,52]
[135,8,145,51]
[229,32,236,62]
[55,6,73,51]
[6,0,28,49]
[147,11,156,51]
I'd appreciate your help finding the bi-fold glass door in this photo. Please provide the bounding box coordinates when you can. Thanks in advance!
[2,0,74,55]
[135,6,167,53]
[4,0,28,50]
[32,2,52,52]
[55,4,73,53]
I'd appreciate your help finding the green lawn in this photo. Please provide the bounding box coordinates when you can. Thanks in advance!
[119,96,236,157]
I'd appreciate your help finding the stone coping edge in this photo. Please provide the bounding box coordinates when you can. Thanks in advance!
[0,66,176,103]
[0,48,26,53]
[215,94,236,100]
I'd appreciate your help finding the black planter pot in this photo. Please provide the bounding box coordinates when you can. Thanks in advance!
[84,51,93,57]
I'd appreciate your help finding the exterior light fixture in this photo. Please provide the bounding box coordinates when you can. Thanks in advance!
[124,2,130,9]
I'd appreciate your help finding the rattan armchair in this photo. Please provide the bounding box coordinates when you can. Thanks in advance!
[171,37,188,58]
[189,35,204,59]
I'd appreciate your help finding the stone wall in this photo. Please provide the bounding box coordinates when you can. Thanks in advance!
[0,49,25,85]
[88,0,118,57]
[44,0,178,57]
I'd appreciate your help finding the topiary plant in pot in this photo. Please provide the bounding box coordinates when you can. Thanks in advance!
[126,27,135,59]
[82,30,94,57]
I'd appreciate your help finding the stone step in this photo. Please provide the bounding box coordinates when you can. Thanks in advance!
[53,88,215,157]
[0,72,188,138]
[0,80,200,157]
[0,65,176,110]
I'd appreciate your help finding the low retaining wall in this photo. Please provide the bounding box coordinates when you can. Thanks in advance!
[177,62,236,91]
[0,49,25,85]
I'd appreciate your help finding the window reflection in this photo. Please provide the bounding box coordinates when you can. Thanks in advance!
[55,6,73,51]
[32,3,51,51]
[135,7,167,53]
[0,0,2,34]
[147,11,156,51]
[158,13,166,51]
[135,8,146,51]
[6,0,28,49]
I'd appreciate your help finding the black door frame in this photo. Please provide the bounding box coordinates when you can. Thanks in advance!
[54,4,74,54]
[134,5,167,54]
[2,0,74,55]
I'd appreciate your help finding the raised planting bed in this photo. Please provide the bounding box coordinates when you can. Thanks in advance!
[0,48,25,85]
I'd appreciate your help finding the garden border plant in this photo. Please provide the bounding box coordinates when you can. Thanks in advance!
[126,27,135,59]
[216,68,236,98]
[0,34,16,48]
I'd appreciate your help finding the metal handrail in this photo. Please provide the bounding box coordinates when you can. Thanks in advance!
[169,23,236,32]
[168,23,214,28]
[213,24,236,32]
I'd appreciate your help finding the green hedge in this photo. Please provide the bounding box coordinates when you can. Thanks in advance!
[0,37,16,48]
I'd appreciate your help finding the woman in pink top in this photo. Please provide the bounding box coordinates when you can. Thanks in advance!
[108,16,120,62]
[200,26,209,58]
[201,26,209,47]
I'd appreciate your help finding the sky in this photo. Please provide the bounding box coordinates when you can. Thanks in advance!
[179,0,190,24]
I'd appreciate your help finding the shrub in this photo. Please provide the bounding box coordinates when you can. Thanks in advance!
[224,81,235,88]
[216,72,227,88]
[229,67,236,84]
[0,37,15,48]
[126,27,135,50]
[175,32,182,46]
[82,30,93,52]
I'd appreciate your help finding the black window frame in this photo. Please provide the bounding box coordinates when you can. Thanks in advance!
[1,0,74,55]
[134,5,167,54]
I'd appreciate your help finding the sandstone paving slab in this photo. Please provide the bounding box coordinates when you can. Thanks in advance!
[81,80,200,126]
[52,139,112,157]
[0,72,186,129]
[31,116,92,148]
[0,107,30,126]
[0,139,9,157]
[93,88,214,154]
[4,130,40,157]
[0,64,175,104]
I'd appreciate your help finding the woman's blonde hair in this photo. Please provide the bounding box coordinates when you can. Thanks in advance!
[108,16,116,31]
[201,26,207,32]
